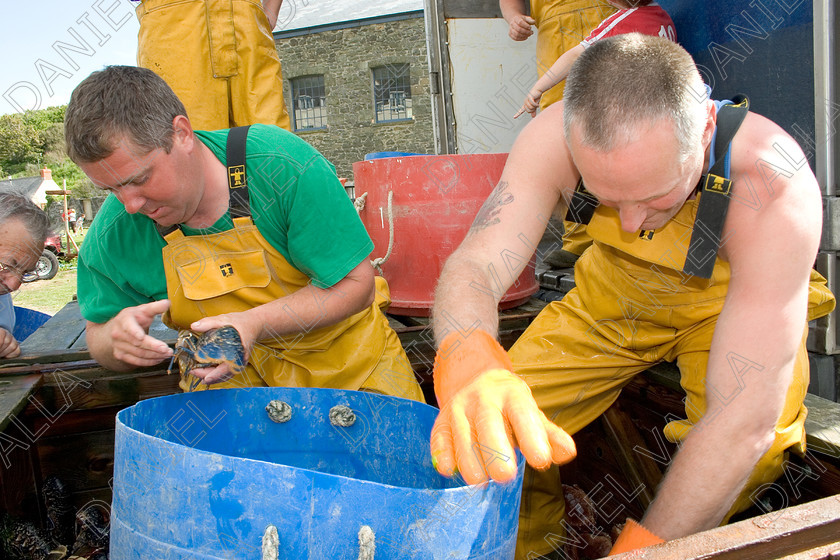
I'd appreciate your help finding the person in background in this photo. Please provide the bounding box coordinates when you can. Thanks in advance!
[501,0,614,109]
[64,207,77,233]
[0,192,50,358]
[65,66,423,403]
[133,0,291,131]
[430,34,835,558]
[501,0,616,269]
[515,0,676,118]
[75,212,85,235]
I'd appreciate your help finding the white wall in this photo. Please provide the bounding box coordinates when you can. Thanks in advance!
[446,19,538,155]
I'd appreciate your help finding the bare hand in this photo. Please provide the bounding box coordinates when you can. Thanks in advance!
[189,312,257,385]
[108,300,173,367]
[0,327,20,358]
[430,369,576,484]
[508,14,536,41]
[187,362,237,385]
[513,90,542,119]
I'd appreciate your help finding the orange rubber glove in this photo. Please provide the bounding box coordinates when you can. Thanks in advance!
[609,519,664,555]
[430,329,576,484]
[433,328,514,406]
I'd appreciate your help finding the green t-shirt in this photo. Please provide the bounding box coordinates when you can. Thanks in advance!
[78,125,373,324]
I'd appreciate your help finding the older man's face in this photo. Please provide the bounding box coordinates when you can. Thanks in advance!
[568,118,707,233]
[0,218,42,294]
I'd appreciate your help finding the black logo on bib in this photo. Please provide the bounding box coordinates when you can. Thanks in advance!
[228,165,246,189]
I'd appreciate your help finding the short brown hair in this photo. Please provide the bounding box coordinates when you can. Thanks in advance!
[563,33,707,161]
[64,66,188,163]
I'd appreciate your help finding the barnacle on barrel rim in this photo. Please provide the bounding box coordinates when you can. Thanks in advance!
[168,326,246,388]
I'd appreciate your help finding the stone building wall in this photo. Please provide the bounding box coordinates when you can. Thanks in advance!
[276,14,435,180]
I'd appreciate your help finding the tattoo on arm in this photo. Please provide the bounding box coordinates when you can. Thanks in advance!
[470,181,514,232]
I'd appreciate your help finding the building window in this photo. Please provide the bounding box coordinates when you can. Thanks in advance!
[291,75,327,131]
[373,64,412,123]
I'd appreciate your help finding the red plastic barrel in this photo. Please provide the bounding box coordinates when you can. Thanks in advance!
[353,153,538,317]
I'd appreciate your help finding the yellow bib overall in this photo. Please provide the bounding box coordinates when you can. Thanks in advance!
[136,0,291,131]
[510,154,834,557]
[161,217,424,402]
[529,0,615,109]
[529,0,614,257]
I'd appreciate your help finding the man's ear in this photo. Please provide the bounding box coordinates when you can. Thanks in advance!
[171,115,195,151]
[701,100,716,149]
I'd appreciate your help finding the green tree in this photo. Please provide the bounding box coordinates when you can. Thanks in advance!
[41,122,66,157]
[0,105,96,197]
[0,113,41,172]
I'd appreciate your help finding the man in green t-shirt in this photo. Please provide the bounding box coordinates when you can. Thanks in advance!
[65,66,423,401]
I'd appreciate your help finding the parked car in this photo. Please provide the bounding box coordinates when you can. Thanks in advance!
[25,231,63,282]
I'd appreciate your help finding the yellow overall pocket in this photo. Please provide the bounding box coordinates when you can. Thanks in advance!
[177,250,271,300]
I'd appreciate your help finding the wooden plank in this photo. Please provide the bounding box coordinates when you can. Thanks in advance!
[16,302,176,353]
[612,495,840,560]
[804,393,840,460]
[36,429,115,494]
[0,374,43,433]
[136,371,182,400]
[0,359,100,377]
[148,316,178,345]
[777,541,840,559]
[19,301,85,355]
[0,433,41,519]
[386,315,410,330]
[0,350,95,368]
[26,407,120,439]
[390,314,428,327]
[36,367,180,414]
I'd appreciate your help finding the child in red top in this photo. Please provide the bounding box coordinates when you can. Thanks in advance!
[515,1,676,118]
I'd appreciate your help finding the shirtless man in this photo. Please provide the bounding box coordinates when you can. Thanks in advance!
[430,33,834,558]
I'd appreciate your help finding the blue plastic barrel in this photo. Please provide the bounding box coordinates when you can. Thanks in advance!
[111,387,525,559]
[12,306,51,342]
[363,151,424,160]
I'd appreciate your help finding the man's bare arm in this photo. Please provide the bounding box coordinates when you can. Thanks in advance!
[262,0,283,29]
[642,113,821,539]
[430,104,580,482]
[433,105,573,345]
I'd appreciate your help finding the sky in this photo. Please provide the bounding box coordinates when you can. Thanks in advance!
[0,0,424,116]
[1,1,140,115]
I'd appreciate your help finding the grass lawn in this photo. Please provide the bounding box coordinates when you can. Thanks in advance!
[12,264,78,316]
[11,228,86,316]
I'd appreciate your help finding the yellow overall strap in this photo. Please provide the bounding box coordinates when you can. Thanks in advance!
[155,125,252,238]
[683,94,749,278]
[564,178,599,225]
[226,125,251,218]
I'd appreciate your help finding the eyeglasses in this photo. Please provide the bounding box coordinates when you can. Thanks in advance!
[0,261,38,283]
